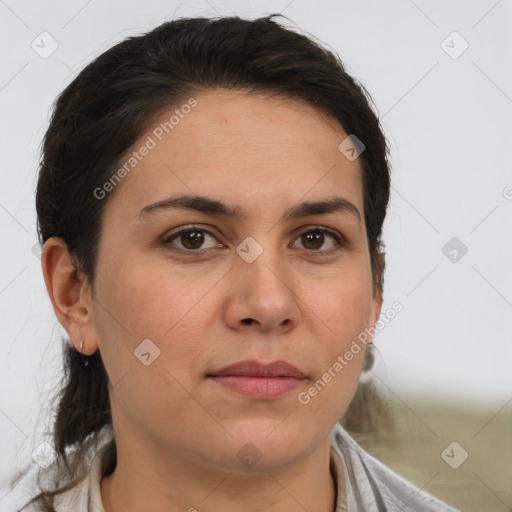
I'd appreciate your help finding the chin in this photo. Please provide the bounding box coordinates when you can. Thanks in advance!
[203,420,316,472]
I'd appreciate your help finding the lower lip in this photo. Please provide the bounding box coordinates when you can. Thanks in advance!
[209,375,304,399]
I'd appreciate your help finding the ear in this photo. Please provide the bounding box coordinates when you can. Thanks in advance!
[40,237,99,355]
[368,250,385,334]
[368,290,383,335]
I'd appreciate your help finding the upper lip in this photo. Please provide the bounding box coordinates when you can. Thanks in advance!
[208,360,306,379]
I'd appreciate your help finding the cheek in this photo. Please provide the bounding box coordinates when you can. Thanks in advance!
[91,258,218,384]
[300,270,373,409]
[311,266,374,340]
[95,256,210,340]
[91,263,213,431]
[298,304,369,425]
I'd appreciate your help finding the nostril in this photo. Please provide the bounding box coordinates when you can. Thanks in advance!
[242,318,253,325]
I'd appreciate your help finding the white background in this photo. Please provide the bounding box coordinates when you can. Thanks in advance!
[1,0,511,490]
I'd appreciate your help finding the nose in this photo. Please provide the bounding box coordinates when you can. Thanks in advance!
[223,249,301,336]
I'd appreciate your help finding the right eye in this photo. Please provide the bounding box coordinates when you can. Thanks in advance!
[162,226,223,253]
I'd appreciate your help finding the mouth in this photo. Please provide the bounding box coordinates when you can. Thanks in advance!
[207,360,307,400]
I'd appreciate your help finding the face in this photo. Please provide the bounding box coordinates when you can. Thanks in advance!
[75,89,382,472]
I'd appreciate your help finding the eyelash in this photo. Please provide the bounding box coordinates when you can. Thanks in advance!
[162,225,346,256]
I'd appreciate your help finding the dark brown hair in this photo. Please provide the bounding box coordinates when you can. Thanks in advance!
[13,13,391,511]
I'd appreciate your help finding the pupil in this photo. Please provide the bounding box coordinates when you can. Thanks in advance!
[304,232,322,249]
[183,230,203,249]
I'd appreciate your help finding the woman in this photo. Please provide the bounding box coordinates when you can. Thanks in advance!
[7,14,459,512]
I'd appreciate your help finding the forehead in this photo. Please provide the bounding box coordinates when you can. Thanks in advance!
[102,89,364,223]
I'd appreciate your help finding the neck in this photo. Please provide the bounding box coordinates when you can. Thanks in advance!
[100,435,337,512]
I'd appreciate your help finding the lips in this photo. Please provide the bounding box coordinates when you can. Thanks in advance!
[208,359,306,379]
[207,360,307,399]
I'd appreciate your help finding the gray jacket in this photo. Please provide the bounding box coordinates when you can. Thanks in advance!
[2,422,459,512]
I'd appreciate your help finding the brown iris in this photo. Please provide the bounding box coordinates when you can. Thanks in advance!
[301,231,324,250]
[180,230,205,250]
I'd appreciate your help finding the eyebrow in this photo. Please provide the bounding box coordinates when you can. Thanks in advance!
[138,194,361,224]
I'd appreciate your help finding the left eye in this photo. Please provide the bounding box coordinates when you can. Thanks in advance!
[163,227,344,254]
[291,228,344,253]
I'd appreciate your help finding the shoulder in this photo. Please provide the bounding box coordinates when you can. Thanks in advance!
[2,427,113,512]
[1,474,90,512]
[0,463,42,512]
[330,422,460,512]
[0,479,40,512]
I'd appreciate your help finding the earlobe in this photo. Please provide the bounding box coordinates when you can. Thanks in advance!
[369,291,383,332]
[40,237,97,355]
[369,250,385,332]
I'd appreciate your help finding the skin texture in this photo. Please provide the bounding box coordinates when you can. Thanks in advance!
[41,89,383,512]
